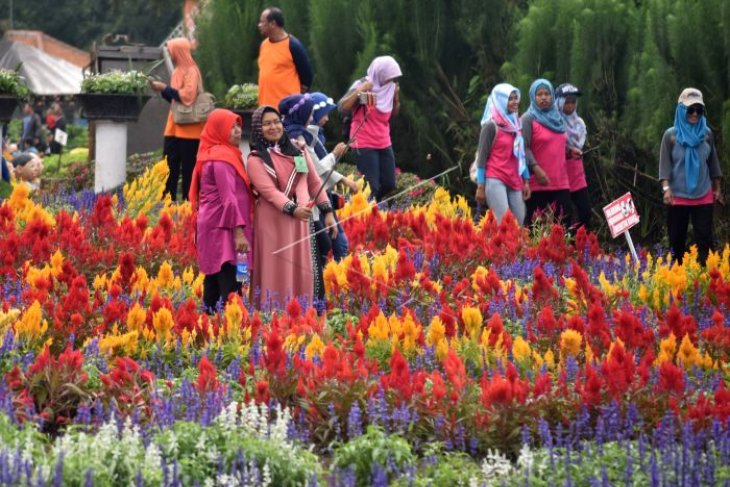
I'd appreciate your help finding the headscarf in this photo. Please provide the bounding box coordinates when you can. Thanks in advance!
[365,56,402,113]
[188,109,249,207]
[481,83,528,179]
[309,92,337,158]
[527,79,566,133]
[249,106,301,170]
[674,103,708,195]
[279,94,315,146]
[167,38,200,94]
[555,91,586,150]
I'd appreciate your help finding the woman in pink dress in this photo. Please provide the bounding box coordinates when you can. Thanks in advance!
[247,105,337,311]
[189,109,254,313]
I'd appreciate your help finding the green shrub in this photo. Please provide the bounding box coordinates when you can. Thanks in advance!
[81,71,148,95]
[222,83,259,110]
[0,69,30,99]
[332,426,415,486]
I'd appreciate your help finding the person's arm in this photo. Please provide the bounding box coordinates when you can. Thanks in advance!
[247,154,296,214]
[392,83,400,116]
[707,131,724,204]
[521,114,536,169]
[339,79,373,113]
[289,36,313,93]
[176,70,200,105]
[303,150,333,209]
[658,129,674,204]
[475,122,497,185]
[210,163,247,228]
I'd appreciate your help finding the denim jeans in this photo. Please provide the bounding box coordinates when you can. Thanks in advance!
[355,147,396,202]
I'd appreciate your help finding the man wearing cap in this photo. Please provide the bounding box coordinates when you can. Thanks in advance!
[555,83,591,229]
[256,7,313,107]
[659,87,723,266]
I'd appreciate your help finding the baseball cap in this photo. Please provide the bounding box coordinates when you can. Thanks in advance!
[555,83,583,98]
[678,87,704,107]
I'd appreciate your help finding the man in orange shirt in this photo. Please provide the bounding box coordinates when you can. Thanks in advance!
[257,7,313,107]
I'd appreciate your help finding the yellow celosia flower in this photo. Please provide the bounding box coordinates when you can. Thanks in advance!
[224,299,244,338]
[98,325,139,356]
[677,334,700,368]
[182,267,195,286]
[560,329,582,358]
[659,334,677,360]
[401,313,421,353]
[132,267,149,295]
[426,316,446,347]
[14,301,48,343]
[152,308,174,342]
[126,303,146,332]
[156,261,175,290]
[512,336,531,363]
[461,307,483,340]
[543,350,555,369]
[435,338,449,361]
[49,250,64,278]
[305,334,326,360]
[368,312,390,342]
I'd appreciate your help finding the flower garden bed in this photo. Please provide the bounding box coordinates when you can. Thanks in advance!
[0,161,728,485]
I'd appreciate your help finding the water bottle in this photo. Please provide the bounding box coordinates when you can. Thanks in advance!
[236,252,249,283]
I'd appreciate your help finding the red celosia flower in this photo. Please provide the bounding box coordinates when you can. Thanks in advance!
[656,361,685,396]
[196,356,220,394]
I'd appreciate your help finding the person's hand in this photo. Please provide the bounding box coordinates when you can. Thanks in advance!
[533,165,550,186]
[343,177,359,192]
[293,138,307,150]
[475,184,486,206]
[332,142,348,159]
[358,80,374,93]
[234,227,249,252]
[713,188,724,206]
[662,188,673,205]
[568,147,582,159]
[522,181,531,201]
[324,212,338,239]
[149,80,166,92]
[293,206,312,221]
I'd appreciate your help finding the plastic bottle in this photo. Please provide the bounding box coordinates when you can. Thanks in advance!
[236,252,249,283]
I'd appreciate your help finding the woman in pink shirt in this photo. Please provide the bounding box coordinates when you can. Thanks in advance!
[474,83,531,224]
[521,78,572,226]
[189,109,254,313]
[338,56,402,202]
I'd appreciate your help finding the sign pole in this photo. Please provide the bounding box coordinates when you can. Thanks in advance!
[623,230,639,263]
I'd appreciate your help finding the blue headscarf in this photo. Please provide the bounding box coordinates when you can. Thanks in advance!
[527,79,566,133]
[279,94,315,145]
[309,92,337,158]
[674,103,708,195]
[480,83,528,179]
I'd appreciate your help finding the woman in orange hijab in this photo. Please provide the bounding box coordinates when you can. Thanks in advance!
[189,109,254,312]
[150,38,205,201]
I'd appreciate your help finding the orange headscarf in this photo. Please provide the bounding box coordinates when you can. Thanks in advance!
[167,38,200,105]
[189,109,252,207]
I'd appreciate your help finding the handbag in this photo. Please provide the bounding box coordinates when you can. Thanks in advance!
[171,72,215,124]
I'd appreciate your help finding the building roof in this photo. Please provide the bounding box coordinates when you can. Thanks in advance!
[0,40,82,95]
[4,30,90,68]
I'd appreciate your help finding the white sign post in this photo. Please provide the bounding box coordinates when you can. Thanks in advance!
[602,192,640,263]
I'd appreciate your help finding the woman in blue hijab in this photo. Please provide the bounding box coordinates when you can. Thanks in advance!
[659,87,723,266]
[521,79,572,226]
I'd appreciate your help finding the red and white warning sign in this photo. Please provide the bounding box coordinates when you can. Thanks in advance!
[603,192,640,238]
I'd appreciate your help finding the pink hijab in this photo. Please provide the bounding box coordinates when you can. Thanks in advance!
[365,56,402,113]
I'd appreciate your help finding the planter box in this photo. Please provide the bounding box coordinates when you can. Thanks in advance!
[230,108,256,139]
[0,96,19,122]
[77,93,151,122]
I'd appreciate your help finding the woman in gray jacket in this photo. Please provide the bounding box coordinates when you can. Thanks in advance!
[659,87,723,266]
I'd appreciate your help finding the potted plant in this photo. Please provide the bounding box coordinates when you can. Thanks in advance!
[77,70,151,122]
[222,83,258,138]
[0,69,30,121]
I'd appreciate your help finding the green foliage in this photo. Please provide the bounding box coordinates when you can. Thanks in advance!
[332,426,415,486]
[11,0,182,49]
[393,449,485,487]
[81,71,149,94]
[222,83,259,109]
[0,69,30,99]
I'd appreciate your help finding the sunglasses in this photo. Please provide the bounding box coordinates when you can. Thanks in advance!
[686,105,704,116]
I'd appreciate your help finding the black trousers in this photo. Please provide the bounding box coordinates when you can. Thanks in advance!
[667,204,714,266]
[570,187,592,230]
[202,263,241,314]
[525,189,573,226]
[164,136,200,201]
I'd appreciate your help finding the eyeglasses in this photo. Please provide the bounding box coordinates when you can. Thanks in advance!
[261,120,282,127]
[686,105,704,116]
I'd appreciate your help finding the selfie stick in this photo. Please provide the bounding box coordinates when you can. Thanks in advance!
[307,105,372,208]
